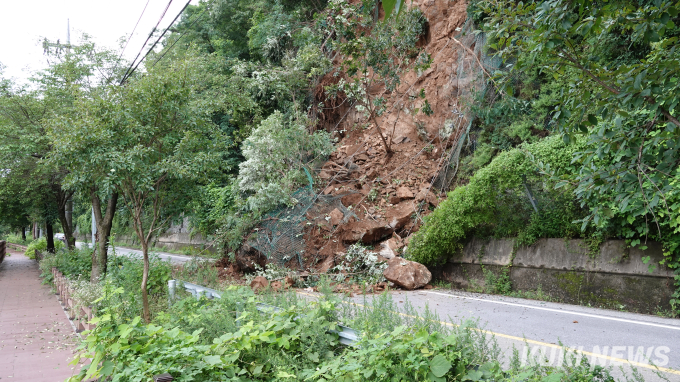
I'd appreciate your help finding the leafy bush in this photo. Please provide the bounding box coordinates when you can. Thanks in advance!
[25,237,64,259]
[70,288,620,382]
[237,111,333,212]
[309,326,476,381]
[330,243,387,284]
[105,253,173,321]
[3,233,33,246]
[39,246,92,282]
[408,136,587,265]
[39,246,172,321]
[70,299,342,382]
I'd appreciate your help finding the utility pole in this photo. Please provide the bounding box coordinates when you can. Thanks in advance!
[42,19,73,56]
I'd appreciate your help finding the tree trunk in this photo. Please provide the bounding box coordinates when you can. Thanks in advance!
[52,185,75,250]
[21,227,26,242]
[140,240,151,323]
[33,222,38,240]
[57,209,75,251]
[45,222,55,253]
[90,189,119,282]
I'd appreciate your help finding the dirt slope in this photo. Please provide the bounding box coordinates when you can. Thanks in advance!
[303,0,483,271]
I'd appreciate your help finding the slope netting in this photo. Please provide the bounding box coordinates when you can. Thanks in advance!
[246,186,357,267]
[434,20,503,190]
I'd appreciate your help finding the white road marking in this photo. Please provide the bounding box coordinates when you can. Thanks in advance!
[423,290,680,331]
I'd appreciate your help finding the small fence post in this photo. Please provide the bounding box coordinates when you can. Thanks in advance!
[168,280,176,306]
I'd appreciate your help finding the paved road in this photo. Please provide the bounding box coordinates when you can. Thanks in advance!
[0,251,81,381]
[339,289,680,381]
[75,241,199,264]
[297,288,680,381]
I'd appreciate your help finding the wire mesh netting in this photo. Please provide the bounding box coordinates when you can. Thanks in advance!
[433,20,503,190]
[246,186,357,267]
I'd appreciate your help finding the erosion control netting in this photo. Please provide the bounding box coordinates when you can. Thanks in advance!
[246,187,356,267]
[434,20,503,190]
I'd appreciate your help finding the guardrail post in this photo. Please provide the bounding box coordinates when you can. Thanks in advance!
[168,280,176,305]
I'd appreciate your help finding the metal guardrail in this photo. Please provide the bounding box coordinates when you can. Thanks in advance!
[168,279,361,346]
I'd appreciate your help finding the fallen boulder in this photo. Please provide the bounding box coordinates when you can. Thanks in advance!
[396,186,414,200]
[340,221,394,244]
[383,257,432,290]
[250,276,269,292]
[235,244,266,273]
[388,202,416,231]
[329,208,344,226]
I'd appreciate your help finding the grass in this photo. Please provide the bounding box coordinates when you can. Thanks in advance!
[2,233,34,246]
[159,282,641,381]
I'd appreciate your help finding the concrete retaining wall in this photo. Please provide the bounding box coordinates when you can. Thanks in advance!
[432,238,675,314]
[81,218,213,253]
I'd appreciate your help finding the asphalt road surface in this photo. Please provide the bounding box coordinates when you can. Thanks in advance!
[302,289,680,382]
[75,241,198,264]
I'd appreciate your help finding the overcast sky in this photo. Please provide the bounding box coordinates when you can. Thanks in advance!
[0,0,200,84]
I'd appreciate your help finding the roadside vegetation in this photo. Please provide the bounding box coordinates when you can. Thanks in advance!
[408,0,680,317]
[39,247,627,382]
[0,0,678,380]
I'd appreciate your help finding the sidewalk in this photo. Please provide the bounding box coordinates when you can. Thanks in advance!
[0,250,79,382]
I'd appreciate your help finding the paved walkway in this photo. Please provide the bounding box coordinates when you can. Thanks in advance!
[0,250,79,382]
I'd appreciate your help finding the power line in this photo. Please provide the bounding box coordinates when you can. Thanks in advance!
[120,0,175,84]
[120,0,192,85]
[149,3,210,68]
[107,0,152,83]
[117,0,152,64]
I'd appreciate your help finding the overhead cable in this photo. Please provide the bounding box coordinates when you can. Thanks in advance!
[120,0,192,84]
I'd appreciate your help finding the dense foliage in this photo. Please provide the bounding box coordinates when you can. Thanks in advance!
[25,237,64,259]
[409,136,588,265]
[408,0,680,314]
[67,288,616,382]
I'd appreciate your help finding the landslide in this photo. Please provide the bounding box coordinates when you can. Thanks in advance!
[301,0,480,272]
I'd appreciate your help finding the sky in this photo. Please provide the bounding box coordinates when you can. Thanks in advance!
[0,0,201,84]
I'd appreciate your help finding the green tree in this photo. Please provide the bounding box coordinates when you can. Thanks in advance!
[57,54,229,321]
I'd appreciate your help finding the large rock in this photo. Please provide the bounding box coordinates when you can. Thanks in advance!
[361,222,394,244]
[329,208,344,226]
[340,221,394,244]
[383,257,432,290]
[396,187,414,199]
[250,276,269,292]
[388,202,416,231]
[235,244,267,273]
[416,187,439,207]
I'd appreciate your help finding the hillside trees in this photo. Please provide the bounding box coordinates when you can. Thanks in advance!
[408,0,680,312]
[477,0,680,230]
[322,0,428,153]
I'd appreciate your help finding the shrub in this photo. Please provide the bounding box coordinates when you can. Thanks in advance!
[69,287,620,382]
[237,111,333,212]
[38,246,92,282]
[407,136,587,265]
[70,299,342,382]
[3,233,33,246]
[105,253,173,321]
[330,243,387,284]
[25,237,64,259]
